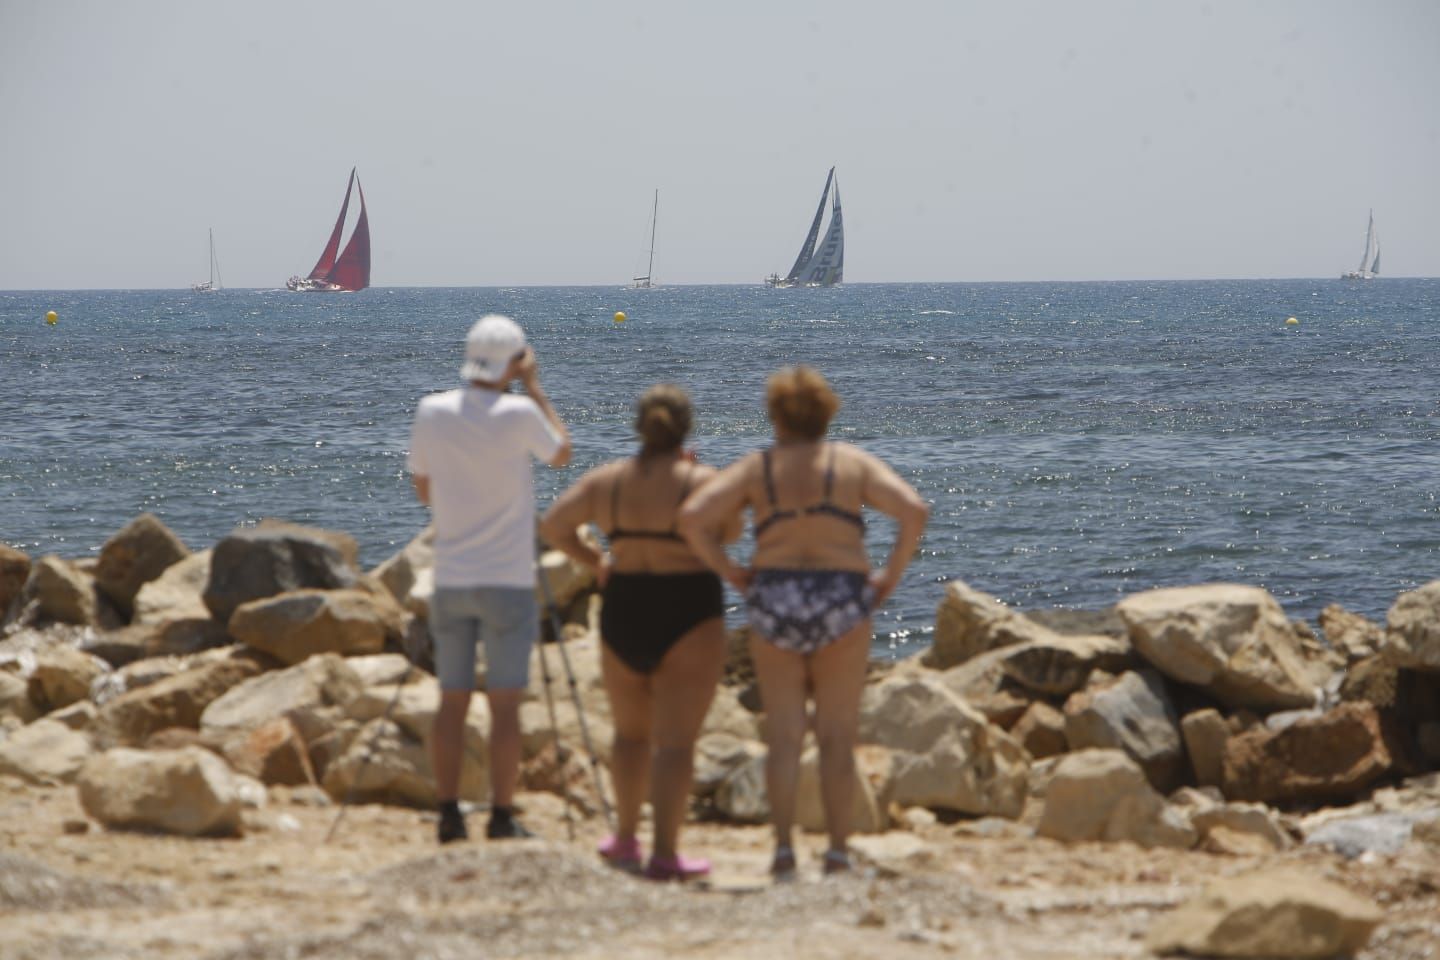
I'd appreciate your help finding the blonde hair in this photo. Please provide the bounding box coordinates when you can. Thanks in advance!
[765,365,840,440]
[635,383,693,453]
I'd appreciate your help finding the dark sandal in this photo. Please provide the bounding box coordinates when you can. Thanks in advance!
[770,845,797,880]
[822,848,852,875]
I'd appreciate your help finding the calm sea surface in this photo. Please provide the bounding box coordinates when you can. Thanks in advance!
[3,281,1439,656]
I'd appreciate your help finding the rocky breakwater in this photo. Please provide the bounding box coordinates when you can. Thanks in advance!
[4,518,1440,956]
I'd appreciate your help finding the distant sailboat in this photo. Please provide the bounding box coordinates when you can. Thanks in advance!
[287,168,371,292]
[632,189,658,289]
[192,228,222,293]
[1341,210,1380,280]
[765,166,844,288]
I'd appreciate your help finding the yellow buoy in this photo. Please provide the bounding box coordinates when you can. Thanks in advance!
[1286,316,1299,325]
[45,310,58,325]
[613,311,626,324]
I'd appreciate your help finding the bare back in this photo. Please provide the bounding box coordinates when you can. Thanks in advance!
[750,441,870,572]
[604,455,716,574]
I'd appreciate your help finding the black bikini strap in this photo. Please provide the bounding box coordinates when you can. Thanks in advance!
[761,449,778,506]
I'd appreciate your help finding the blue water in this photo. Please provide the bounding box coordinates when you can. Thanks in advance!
[3,281,1439,656]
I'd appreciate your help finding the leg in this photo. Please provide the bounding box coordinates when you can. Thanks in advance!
[749,631,808,866]
[648,617,726,861]
[601,641,653,844]
[808,617,871,859]
[485,687,524,809]
[429,589,479,805]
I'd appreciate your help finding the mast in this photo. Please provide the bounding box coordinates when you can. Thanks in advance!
[208,229,214,287]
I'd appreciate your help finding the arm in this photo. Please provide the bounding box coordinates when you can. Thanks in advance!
[516,348,571,467]
[858,450,929,606]
[540,469,608,582]
[678,456,754,592]
[412,474,431,506]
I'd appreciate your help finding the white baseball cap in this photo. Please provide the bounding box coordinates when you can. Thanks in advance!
[461,314,526,382]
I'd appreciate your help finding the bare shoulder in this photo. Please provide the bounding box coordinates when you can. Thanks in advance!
[833,440,882,471]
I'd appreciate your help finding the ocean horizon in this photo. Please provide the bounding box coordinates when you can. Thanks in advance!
[4,279,1438,657]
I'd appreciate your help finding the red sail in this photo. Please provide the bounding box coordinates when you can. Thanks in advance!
[327,177,370,292]
[307,168,355,280]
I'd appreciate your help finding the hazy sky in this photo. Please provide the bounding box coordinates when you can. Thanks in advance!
[2,0,1437,288]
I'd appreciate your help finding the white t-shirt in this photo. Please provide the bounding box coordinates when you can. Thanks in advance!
[407,387,563,588]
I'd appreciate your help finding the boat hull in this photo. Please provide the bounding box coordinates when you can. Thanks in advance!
[286,276,347,293]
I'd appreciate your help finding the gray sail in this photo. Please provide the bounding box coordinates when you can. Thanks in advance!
[1370,246,1380,276]
[803,179,844,286]
[785,167,835,282]
[1358,210,1379,275]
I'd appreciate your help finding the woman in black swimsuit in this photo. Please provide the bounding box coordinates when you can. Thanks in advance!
[541,384,737,881]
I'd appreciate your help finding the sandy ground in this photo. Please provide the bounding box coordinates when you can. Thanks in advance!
[3,778,1438,960]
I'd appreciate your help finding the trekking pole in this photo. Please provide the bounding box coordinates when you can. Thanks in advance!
[534,618,578,842]
[536,560,615,832]
[325,660,416,844]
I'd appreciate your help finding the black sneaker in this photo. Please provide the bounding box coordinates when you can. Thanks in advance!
[437,805,468,845]
[486,810,535,840]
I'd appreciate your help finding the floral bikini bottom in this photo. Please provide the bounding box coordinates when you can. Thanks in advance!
[745,568,875,654]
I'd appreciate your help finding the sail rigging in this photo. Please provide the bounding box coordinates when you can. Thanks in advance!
[768,167,843,288]
[1342,210,1380,280]
[192,228,222,292]
[632,189,658,288]
[288,168,370,292]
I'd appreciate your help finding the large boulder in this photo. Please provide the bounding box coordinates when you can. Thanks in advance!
[322,695,490,807]
[1146,868,1382,959]
[228,589,402,665]
[0,544,30,621]
[21,556,116,628]
[1037,749,1197,849]
[94,514,190,618]
[1180,707,1230,788]
[203,523,360,624]
[999,632,1135,698]
[795,744,890,835]
[713,746,769,823]
[0,672,39,725]
[1383,580,1440,671]
[370,526,433,607]
[1191,802,1294,854]
[27,645,109,713]
[77,746,246,836]
[926,579,1061,669]
[1221,701,1391,805]
[859,674,1029,818]
[0,718,94,784]
[1010,701,1068,760]
[133,550,212,626]
[1063,669,1185,793]
[93,650,267,747]
[1116,584,1325,711]
[1318,604,1382,663]
[937,647,1031,727]
[221,716,315,786]
[200,653,363,746]
[536,548,595,613]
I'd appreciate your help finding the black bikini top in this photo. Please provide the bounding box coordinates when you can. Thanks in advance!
[608,460,695,543]
[753,443,866,539]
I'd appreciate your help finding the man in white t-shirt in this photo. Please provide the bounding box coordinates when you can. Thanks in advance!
[408,314,571,843]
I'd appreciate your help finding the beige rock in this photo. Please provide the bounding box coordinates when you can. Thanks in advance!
[860,675,1030,818]
[345,653,417,688]
[322,713,488,807]
[229,588,402,665]
[848,832,939,875]
[521,634,611,760]
[133,550,213,626]
[1037,748,1197,849]
[371,526,433,607]
[47,699,98,731]
[1383,580,1440,671]
[94,513,190,617]
[926,579,1059,669]
[1011,701,1068,759]
[693,735,762,799]
[0,672,39,724]
[27,645,109,713]
[1063,669,1184,792]
[1221,701,1391,805]
[0,544,30,621]
[700,684,761,741]
[714,748,768,823]
[222,716,316,786]
[0,718,93,784]
[536,547,594,612]
[94,652,267,747]
[200,653,360,746]
[999,632,1134,697]
[1146,868,1383,958]
[795,743,889,835]
[1116,583,1324,710]
[22,556,113,628]
[1191,802,1292,853]
[1181,707,1229,788]
[78,746,245,836]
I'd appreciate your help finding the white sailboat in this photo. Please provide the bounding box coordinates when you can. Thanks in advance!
[632,189,658,289]
[1341,210,1381,280]
[191,228,223,292]
[766,166,844,288]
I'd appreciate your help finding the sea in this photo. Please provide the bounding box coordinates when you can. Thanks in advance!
[3,280,1439,658]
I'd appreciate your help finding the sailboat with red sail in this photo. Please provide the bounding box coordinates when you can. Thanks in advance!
[287,168,371,292]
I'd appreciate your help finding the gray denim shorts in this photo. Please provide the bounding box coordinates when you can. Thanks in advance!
[429,585,537,691]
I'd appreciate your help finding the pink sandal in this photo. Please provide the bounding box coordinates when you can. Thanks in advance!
[598,834,643,871]
[644,853,711,882]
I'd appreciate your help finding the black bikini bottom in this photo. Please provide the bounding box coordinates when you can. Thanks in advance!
[600,571,725,675]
